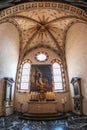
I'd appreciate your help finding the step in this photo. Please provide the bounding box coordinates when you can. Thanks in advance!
[19,113,68,121]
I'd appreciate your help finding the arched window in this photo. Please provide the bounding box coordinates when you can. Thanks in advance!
[52,60,65,92]
[17,60,31,92]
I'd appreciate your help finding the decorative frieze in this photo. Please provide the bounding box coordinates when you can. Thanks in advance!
[0,2,86,20]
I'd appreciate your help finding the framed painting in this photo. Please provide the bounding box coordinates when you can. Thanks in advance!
[4,78,14,101]
[71,77,81,96]
[30,64,53,92]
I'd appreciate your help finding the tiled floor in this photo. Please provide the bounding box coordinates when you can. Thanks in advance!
[0,115,67,130]
[22,120,67,130]
[0,114,87,130]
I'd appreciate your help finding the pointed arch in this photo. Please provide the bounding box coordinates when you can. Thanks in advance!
[51,59,66,92]
[17,59,32,92]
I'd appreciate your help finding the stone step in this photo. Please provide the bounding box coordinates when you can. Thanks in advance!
[19,113,68,121]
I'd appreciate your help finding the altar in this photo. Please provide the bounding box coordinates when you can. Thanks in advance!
[28,101,58,114]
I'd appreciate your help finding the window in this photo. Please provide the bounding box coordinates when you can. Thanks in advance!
[17,60,31,92]
[21,63,31,90]
[52,60,65,92]
[35,52,48,62]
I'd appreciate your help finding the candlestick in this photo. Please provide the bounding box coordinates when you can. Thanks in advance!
[61,98,64,104]
[65,96,67,103]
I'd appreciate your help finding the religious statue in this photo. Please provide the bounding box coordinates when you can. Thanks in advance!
[34,70,43,91]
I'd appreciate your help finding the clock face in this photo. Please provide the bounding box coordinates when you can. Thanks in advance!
[35,52,48,62]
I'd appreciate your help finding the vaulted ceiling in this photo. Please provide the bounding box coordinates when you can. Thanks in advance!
[0,1,87,62]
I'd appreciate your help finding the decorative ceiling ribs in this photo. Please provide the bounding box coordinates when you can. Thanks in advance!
[8,15,63,56]
[10,15,43,26]
[46,15,87,25]
[5,15,87,52]
[23,44,64,61]
[1,2,86,64]
[44,27,64,54]
[9,14,87,27]
[10,13,87,61]
[21,29,41,58]
[11,15,66,53]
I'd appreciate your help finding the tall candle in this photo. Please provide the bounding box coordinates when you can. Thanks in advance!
[65,96,67,102]
[62,98,64,104]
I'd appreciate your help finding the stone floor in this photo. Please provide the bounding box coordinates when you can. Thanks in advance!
[0,115,67,130]
[0,114,87,130]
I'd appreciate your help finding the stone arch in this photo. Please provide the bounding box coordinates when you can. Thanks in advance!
[63,20,87,48]
[65,22,87,114]
[0,22,20,79]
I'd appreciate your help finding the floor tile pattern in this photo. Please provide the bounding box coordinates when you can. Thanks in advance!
[0,114,87,130]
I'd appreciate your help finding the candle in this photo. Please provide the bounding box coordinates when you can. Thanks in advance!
[65,96,67,103]
[62,98,64,104]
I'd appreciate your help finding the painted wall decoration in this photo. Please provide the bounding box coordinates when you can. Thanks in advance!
[30,64,53,92]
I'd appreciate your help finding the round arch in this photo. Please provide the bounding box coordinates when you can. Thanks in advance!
[0,22,20,79]
[65,22,87,114]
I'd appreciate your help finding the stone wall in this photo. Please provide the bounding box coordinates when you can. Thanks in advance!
[0,23,19,116]
[66,22,87,114]
[14,48,71,113]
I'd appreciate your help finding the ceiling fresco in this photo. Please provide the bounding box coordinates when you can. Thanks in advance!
[0,1,87,62]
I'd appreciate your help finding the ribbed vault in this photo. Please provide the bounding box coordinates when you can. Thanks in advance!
[0,2,87,63]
